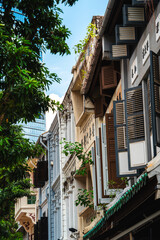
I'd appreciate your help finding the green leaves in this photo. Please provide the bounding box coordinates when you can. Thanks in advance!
[61,140,93,176]
[73,23,98,58]
[75,188,93,208]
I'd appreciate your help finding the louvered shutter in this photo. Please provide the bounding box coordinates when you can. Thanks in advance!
[150,51,160,156]
[91,144,98,209]
[112,44,129,59]
[123,5,145,26]
[95,97,104,118]
[125,86,148,169]
[115,25,137,44]
[37,161,48,183]
[101,65,117,89]
[106,113,130,187]
[95,136,103,204]
[113,100,137,176]
[91,138,111,208]
[99,124,108,197]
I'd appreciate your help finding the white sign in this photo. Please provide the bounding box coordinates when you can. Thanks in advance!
[131,57,138,84]
[142,34,150,65]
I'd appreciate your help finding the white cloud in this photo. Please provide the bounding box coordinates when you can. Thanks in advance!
[46,94,64,131]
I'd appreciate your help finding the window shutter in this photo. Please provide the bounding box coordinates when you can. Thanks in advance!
[106,113,127,188]
[95,136,103,204]
[125,86,148,169]
[99,124,108,197]
[101,65,117,90]
[37,161,48,182]
[91,145,98,209]
[95,96,104,118]
[150,51,160,156]
[33,161,48,188]
[123,5,145,26]
[91,138,111,208]
[113,100,137,177]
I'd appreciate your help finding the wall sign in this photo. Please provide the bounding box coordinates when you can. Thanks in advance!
[142,34,150,65]
[156,13,160,42]
[131,57,138,84]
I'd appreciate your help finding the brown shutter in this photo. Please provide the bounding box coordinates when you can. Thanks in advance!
[106,113,126,189]
[95,96,104,118]
[33,161,48,188]
[37,161,48,182]
[101,65,117,90]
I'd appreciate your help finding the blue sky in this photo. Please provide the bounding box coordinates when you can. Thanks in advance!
[44,0,108,97]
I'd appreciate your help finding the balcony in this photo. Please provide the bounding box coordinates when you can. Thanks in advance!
[15,195,37,235]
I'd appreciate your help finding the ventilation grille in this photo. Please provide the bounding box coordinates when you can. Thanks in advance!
[119,27,135,40]
[112,45,128,58]
[128,7,145,21]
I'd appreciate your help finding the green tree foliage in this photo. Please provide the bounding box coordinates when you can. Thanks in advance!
[0,0,78,238]
[62,139,93,175]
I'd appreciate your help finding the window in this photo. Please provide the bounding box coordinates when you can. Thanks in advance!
[27,195,36,204]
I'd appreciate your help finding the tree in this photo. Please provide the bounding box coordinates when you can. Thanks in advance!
[0,0,78,238]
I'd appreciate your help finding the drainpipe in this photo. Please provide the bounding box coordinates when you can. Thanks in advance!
[40,134,51,240]
[57,111,63,240]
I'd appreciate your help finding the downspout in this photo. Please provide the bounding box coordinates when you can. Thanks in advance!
[40,134,51,240]
[57,110,63,239]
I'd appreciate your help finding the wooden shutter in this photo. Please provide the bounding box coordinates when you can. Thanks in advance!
[101,65,117,90]
[37,161,48,182]
[115,25,137,44]
[91,138,111,208]
[150,51,160,156]
[123,5,145,26]
[91,144,98,209]
[125,86,148,169]
[95,96,104,118]
[106,113,127,188]
[113,100,137,177]
[99,124,109,197]
[33,161,48,188]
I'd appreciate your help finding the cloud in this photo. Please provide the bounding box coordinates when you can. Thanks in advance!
[46,94,64,131]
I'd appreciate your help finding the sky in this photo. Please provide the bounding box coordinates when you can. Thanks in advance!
[44,0,108,98]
